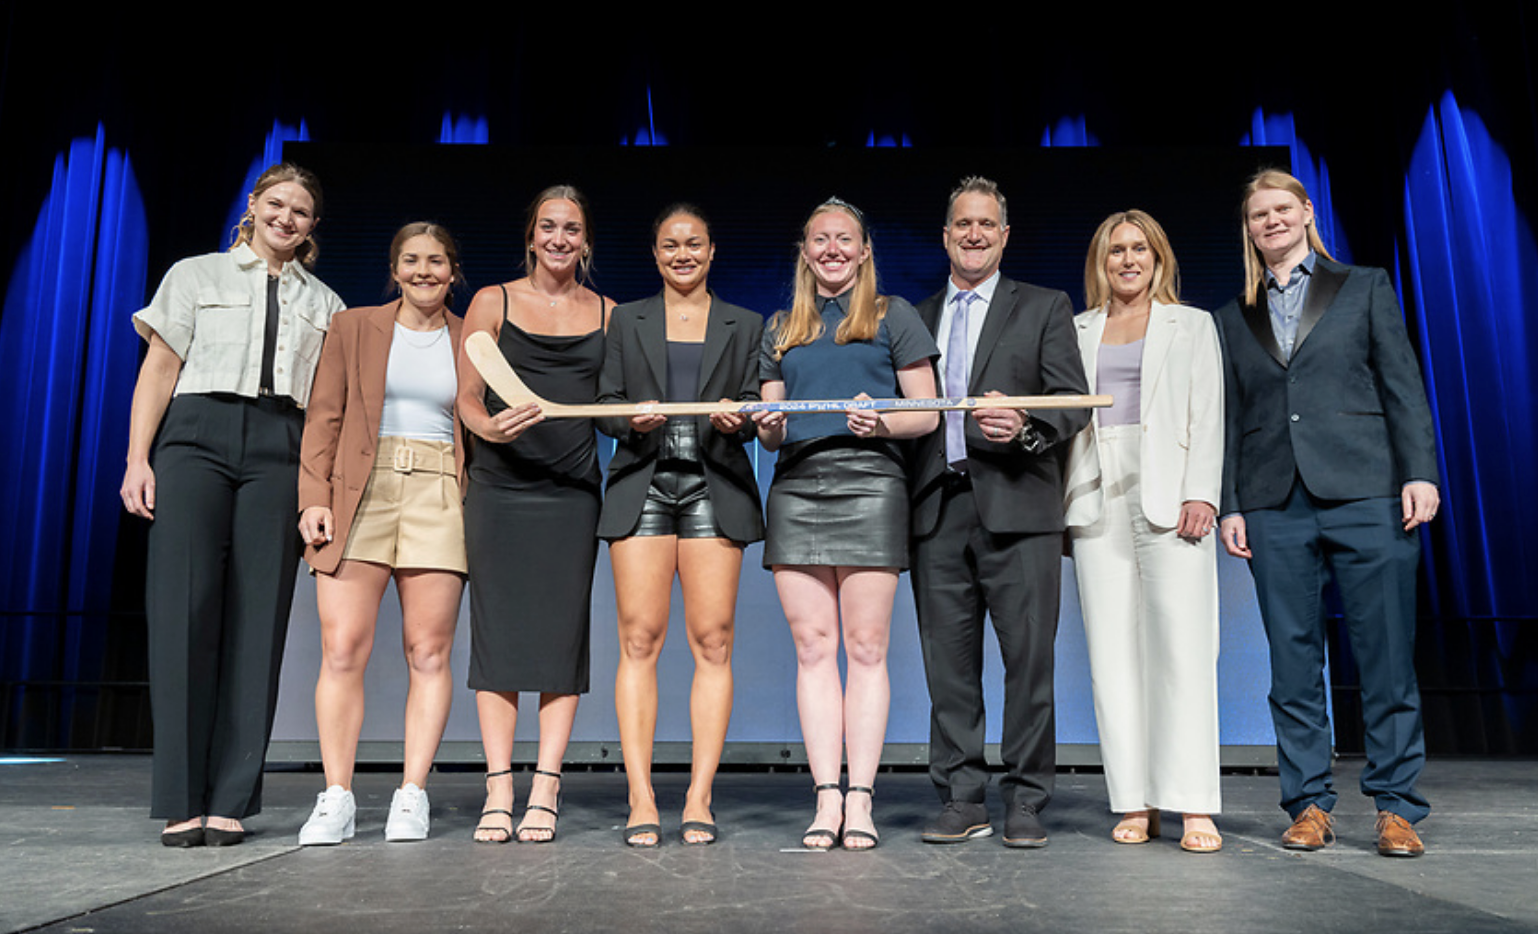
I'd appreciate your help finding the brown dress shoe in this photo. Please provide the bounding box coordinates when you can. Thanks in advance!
[1375,812,1425,857]
[1281,804,1335,850]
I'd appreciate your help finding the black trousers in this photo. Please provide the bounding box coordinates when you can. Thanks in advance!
[911,483,1062,812]
[145,394,303,819]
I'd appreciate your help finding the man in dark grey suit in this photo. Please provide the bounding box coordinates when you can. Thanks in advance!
[909,177,1090,847]
[1216,170,1439,858]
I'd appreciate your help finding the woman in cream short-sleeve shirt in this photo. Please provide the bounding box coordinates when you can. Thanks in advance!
[121,162,343,848]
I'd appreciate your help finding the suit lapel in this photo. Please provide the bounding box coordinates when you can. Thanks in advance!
[970,278,1017,389]
[634,294,669,398]
[360,303,396,440]
[446,310,465,363]
[1293,260,1345,358]
[1141,302,1177,409]
[917,292,943,335]
[1240,293,1287,368]
[696,294,734,399]
[1075,307,1106,393]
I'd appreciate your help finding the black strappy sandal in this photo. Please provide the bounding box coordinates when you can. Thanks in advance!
[841,785,879,850]
[475,769,515,844]
[516,769,562,844]
[802,782,842,851]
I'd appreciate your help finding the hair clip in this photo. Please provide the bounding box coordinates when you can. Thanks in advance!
[821,196,866,227]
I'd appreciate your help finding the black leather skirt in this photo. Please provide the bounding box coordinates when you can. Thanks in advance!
[763,436,908,569]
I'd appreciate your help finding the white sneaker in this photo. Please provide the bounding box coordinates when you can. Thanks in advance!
[299,785,356,845]
[384,783,430,842]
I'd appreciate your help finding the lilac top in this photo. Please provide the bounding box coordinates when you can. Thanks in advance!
[1097,338,1143,427]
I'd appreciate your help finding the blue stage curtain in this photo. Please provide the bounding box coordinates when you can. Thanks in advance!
[0,127,147,747]
[1399,92,1538,751]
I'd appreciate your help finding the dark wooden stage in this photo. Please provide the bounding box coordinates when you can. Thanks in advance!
[4,756,1534,933]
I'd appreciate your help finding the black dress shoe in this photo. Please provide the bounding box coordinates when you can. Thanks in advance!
[921,802,993,843]
[203,826,245,847]
[160,826,205,848]
[1003,802,1048,848]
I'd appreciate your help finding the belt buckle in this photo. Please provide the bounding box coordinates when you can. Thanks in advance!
[393,446,416,474]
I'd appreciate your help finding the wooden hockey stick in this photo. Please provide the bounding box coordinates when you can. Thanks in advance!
[466,330,1110,418]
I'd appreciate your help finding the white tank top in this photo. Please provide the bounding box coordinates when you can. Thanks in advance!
[380,323,455,441]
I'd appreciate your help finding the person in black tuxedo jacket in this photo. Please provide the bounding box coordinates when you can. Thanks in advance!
[1215,169,1439,858]
[908,177,1090,848]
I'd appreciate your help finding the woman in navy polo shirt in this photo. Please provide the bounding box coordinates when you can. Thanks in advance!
[754,198,937,851]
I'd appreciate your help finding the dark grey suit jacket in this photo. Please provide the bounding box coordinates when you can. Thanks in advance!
[910,276,1090,538]
[594,292,765,543]
[1214,257,1438,516]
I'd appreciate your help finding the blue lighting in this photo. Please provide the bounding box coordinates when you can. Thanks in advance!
[1040,116,1099,147]
[440,113,489,144]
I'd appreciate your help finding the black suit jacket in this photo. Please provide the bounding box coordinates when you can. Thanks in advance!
[594,292,765,543]
[910,276,1090,538]
[1214,257,1438,516]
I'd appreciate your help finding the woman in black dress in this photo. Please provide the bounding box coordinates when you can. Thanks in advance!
[596,205,763,846]
[458,185,611,843]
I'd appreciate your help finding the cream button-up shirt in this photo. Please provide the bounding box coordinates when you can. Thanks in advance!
[133,243,344,407]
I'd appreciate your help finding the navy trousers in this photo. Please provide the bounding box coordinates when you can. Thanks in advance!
[1245,481,1429,823]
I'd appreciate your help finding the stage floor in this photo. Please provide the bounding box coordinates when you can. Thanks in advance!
[3,756,1534,933]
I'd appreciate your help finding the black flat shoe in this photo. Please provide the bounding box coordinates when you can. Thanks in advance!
[203,824,244,849]
[160,826,204,848]
[203,826,245,847]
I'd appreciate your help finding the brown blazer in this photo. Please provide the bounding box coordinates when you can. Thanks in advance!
[298,301,468,575]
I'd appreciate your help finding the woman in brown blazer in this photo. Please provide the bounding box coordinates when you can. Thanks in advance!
[294,222,471,845]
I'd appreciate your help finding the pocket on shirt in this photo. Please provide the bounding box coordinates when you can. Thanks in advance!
[291,296,332,365]
[191,289,253,344]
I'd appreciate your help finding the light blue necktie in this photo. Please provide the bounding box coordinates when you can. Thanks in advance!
[945,290,980,468]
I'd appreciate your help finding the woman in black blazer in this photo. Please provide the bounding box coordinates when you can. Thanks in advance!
[596,204,764,847]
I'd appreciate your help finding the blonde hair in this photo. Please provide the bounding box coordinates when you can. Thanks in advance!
[1083,209,1181,310]
[770,199,888,360]
[230,162,324,268]
[1240,169,1334,304]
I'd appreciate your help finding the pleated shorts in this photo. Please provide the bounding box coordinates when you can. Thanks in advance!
[341,436,466,574]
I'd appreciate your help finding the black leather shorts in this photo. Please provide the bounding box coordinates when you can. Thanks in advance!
[632,420,722,539]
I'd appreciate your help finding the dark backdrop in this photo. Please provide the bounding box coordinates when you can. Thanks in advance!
[286,142,1274,314]
[2,9,1534,754]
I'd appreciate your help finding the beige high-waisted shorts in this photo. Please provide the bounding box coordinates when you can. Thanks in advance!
[340,436,466,574]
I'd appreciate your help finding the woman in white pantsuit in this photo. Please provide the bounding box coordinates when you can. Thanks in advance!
[1064,210,1224,853]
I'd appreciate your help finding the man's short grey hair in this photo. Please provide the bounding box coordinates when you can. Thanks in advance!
[946,176,1008,228]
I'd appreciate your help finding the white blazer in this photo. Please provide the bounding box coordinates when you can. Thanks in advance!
[1063,301,1224,530]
